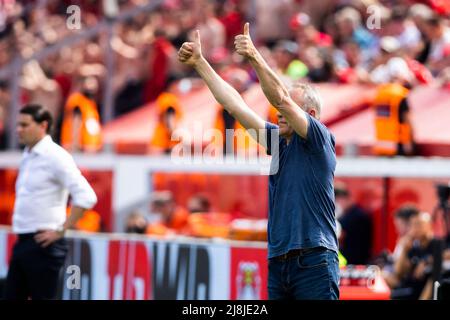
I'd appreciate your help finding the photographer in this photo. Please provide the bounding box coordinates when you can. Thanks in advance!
[382,205,419,289]
[391,212,438,299]
[435,183,450,299]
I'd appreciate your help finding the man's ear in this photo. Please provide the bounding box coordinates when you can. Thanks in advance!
[40,120,49,133]
[309,109,316,118]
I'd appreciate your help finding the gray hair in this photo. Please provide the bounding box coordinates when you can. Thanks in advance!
[335,7,362,28]
[292,83,323,118]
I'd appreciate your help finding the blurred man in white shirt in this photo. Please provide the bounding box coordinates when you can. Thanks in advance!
[5,104,97,300]
[423,15,450,75]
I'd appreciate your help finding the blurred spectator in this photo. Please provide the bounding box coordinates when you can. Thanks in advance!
[125,210,148,234]
[163,4,195,50]
[290,14,335,83]
[423,15,450,75]
[149,92,183,154]
[393,205,421,259]
[296,0,335,28]
[0,38,11,69]
[112,23,147,117]
[377,6,435,86]
[384,6,422,56]
[408,3,435,64]
[291,12,333,49]
[144,29,176,102]
[382,205,420,289]
[333,40,371,83]
[300,46,333,82]
[60,76,102,153]
[335,182,373,265]
[371,37,417,157]
[273,40,308,81]
[187,194,211,213]
[20,60,63,130]
[334,6,377,52]
[217,0,247,48]
[146,190,189,235]
[0,80,9,150]
[372,80,415,157]
[195,0,226,61]
[370,36,415,85]
[391,212,439,300]
[255,0,293,47]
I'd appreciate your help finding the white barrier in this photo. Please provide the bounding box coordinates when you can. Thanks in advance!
[2,152,450,232]
[0,227,267,300]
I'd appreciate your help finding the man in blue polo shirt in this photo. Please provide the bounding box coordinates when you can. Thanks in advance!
[264,105,339,299]
[178,23,339,299]
[236,23,339,300]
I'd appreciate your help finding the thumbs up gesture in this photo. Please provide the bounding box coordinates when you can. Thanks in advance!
[178,30,203,67]
[234,23,256,59]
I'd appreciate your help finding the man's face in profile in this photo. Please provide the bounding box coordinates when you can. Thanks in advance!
[16,113,46,147]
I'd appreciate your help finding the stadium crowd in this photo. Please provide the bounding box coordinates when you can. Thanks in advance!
[0,0,450,300]
[0,0,449,151]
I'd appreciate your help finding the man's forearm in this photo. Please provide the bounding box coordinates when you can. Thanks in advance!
[248,52,290,108]
[194,58,246,115]
[193,57,266,144]
[394,250,410,277]
[63,206,86,232]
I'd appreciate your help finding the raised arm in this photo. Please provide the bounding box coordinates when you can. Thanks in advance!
[235,23,309,138]
[178,30,267,146]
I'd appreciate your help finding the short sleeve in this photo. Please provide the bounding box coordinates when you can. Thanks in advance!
[265,122,279,155]
[305,113,331,153]
[52,150,97,209]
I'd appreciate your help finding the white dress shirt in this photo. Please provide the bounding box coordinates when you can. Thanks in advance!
[13,135,98,234]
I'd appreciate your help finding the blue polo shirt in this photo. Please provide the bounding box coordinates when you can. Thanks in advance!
[266,113,338,259]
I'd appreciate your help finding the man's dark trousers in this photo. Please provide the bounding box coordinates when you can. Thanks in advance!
[268,247,340,300]
[5,233,68,300]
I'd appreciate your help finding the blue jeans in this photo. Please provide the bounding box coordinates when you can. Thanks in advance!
[268,247,340,300]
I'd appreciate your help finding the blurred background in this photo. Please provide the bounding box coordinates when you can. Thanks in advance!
[0,0,450,300]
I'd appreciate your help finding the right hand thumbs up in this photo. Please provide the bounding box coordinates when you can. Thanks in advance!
[234,22,255,59]
[243,22,250,37]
